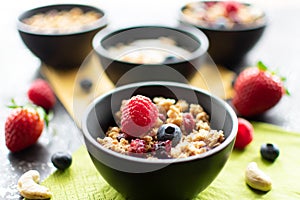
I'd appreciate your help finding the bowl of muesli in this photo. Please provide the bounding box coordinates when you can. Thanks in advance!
[17,4,107,70]
[179,1,267,67]
[92,25,209,86]
[81,81,238,200]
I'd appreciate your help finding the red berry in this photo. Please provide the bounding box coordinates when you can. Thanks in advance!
[121,95,158,137]
[232,62,286,116]
[5,107,44,152]
[234,118,254,149]
[182,113,195,134]
[128,139,148,154]
[27,79,56,111]
[223,1,240,15]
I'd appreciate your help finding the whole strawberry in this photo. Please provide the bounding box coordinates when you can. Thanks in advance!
[232,61,288,117]
[5,100,47,152]
[27,79,56,111]
[121,95,158,137]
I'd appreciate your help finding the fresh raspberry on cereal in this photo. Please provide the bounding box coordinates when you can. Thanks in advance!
[121,95,159,137]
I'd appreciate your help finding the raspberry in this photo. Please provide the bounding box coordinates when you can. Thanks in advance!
[234,118,254,149]
[27,79,56,111]
[182,113,195,134]
[121,95,158,137]
[128,139,148,154]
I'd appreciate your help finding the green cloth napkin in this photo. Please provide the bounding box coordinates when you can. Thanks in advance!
[42,122,300,199]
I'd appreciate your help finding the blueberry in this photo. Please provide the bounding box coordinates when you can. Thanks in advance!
[260,143,280,162]
[153,140,172,159]
[80,78,93,92]
[213,17,228,29]
[157,124,182,147]
[51,152,72,170]
[164,56,178,63]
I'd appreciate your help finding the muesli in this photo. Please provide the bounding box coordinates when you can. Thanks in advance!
[97,95,225,159]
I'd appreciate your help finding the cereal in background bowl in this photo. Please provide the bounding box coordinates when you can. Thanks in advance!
[22,7,102,34]
[181,1,266,30]
[17,4,107,70]
[179,1,267,67]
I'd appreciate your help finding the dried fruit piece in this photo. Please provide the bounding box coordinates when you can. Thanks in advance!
[182,112,195,134]
[128,139,149,155]
[234,118,254,149]
[152,140,172,159]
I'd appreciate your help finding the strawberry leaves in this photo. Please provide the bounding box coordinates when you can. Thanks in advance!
[256,60,290,96]
[7,99,51,127]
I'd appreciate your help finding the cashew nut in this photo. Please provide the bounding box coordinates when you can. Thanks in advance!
[17,170,52,199]
[245,162,272,192]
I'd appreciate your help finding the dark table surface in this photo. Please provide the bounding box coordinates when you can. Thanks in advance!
[1,0,300,199]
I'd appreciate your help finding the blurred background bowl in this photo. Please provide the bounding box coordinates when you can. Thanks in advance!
[82,81,238,200]
[92,25,209,86]
[179,0,267,68]
[17,4,107,70]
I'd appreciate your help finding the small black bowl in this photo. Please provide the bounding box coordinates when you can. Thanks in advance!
[17,4,107,70]
[81,81,238,200]
[179,1,267,67]
[92,25,209,86]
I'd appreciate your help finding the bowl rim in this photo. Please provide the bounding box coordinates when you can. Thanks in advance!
[16,3,108,36]
[81,81,238,164]
[178,0,268,32]
[92,24,209,65]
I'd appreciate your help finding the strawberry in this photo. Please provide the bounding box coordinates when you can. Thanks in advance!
[5,100,47,152]
[232,61,288,117]
[121,95,158,137]
[27,79,56,111]
[234,118,254,149]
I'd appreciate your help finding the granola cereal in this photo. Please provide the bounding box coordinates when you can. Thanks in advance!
[182,1,265,30]
[107,37,192,64]
[97,95,225,159]
[22,7,102,34]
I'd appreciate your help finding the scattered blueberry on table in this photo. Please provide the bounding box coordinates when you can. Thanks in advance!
[260,143,280,162]
[80,78,93,93]
[51,152,72,170]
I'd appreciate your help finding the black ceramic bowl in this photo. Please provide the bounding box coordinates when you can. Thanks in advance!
[179,1,267,67]
[92,25,209,86]
[17,4,107,70]
[82,81,238,200]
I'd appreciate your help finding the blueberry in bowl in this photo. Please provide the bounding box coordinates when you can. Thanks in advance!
[17,4,107,70]
[179,1,267,67]
[81,81,238,200]
[92,25,209,86]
